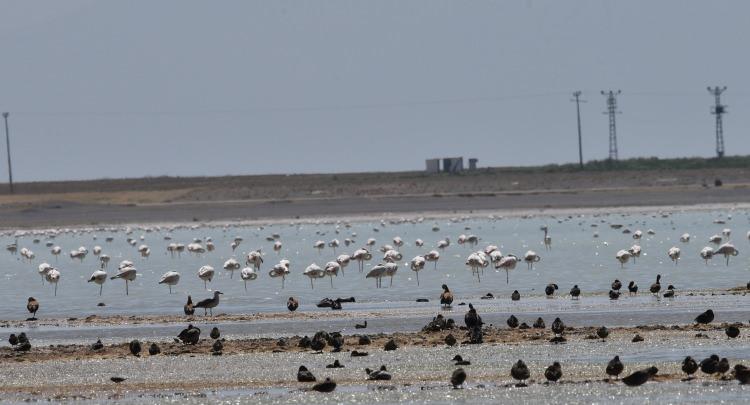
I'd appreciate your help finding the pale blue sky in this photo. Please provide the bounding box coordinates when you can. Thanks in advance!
[0,1,748,181]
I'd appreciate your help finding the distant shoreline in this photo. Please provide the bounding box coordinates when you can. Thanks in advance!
[1,184,749,230]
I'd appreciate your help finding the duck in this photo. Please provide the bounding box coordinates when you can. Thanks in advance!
[287,297,299,312]
[606,355,624,380]
[297,365,316,382]
[464,304,482,329]
[681,356,698,380]
[440,284,454,308]
[176,324,201,345]
[26,297,39,320]
[533,317,545,329]
[551,317,565,336]
[510,360,530,387]
[544,362,562,383]
[695,309,714,324]
[183,296,195,316]
[545,283,558,298]
[326,360,344,369]
[366,365,392,380]
[451,368,467,389]
[663,285,675,298]
[609,290,620,300]
[452,355,471,366]
[622,367,658,386]
[726,325,740,339]
[129,340,141,356]
[511,290,520,301]
[596,326,609,339]
[210,327,220,340]
[506,315,519,329]
[650,274,661,296]
[700,355,719,375]
[627,281,638,296]
[312,377,337,392]
[569,285,580,300]
[611,279,622,291]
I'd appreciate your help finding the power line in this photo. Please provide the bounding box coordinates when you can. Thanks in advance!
[707,86,727,158]
[571,91,586,168]
[601,90,622,161]
[2,112,13,193]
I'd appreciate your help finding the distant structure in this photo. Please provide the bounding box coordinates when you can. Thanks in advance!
[707,86,727,158]
[601,90,621,161]
[571,91,586,168]
[442,157,463,173]
[425,157,475,173]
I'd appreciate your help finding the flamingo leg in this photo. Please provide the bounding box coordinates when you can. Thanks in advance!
[416,271,419,286]
[330,277,333,288]
[506,269,509,284]
[169,285,172,294]
[310,278,314,289]
[126,280,129,296]
[204,280,207,290]
[54,283,58,296]
[99,284,103,296]
[244,280,247,292]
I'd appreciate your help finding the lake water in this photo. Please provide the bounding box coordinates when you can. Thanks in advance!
[1,208,748,321]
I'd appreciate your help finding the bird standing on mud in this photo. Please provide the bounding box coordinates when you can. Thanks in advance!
[440,284,454,308]
[26,297,39,320]
[194,291,223,316]
[287,297,299,312]
[184,295,195,316]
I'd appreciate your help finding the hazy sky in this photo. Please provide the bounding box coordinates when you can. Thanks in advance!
[1,1,749,181]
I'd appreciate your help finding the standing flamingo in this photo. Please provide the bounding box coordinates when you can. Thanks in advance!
[88,269,107,295]
[366,263,387,288]
[324,262,340,287]
[45,268,61,296]
[269,260,291,288]
[303,263,325,289]
[158,271,180,294]
[223,258,241,279]
[240,267,258,291]
[409,256,425,285]
[198,265,215,289]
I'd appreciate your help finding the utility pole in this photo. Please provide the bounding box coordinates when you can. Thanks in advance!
[2,112,12,194]
[601,90,621,161]
[707,86,727,158]
[571,91,586,169]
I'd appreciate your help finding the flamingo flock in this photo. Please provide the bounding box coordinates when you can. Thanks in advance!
[2,212,747,315]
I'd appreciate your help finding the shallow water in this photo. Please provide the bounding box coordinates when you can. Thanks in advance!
[2,209,749,321]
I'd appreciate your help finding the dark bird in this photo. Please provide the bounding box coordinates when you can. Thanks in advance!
[506,315,519,329]
[331,333,344,352]
[351,350,369,357]
[551,317,565,336]
[544,362,562,383]
[606,355,624,380]
[444,334,457,346]
[91,339,104,351]
[597,326,609,339]
[110,377,126,384]
[569,285,580,300]
[15,340,31,352]
[650,274,661,296]
[609,290,620,300]
[8,334,18,346]
[451,368,467,388]
[682,356,698,379]
[695,309,714,324]
[384,338,398,351]
[453,355,471,366]
[355,321,367,329]
[17,332,28,344]
[26,297,39,320]
[129,340,141,356]
[663,285,675,298]
[183,295,195,316]
[464,303,482,329]
[700,355,719,375]
[287,297,299,312]
[726,325,740,339]
[510,360,530,387]
[717,358,730,375]
[366,365,392,380]
[194,291,223,316]
[310,337,326,352]
[622,366,658,386]
[533,317,545,329]
[511,290,520,301]
[326,360,344,369]
[611,279,622,291]
[210,327,220,340]
[627,281,638,296]
[297,365,316,382]
[312,377,337,392]
[545,283,558,298]
[177,324,201,345]
[734,364,750,384]
[148,343,161,355]
[212,339,223,354]
[440,284,454,308]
